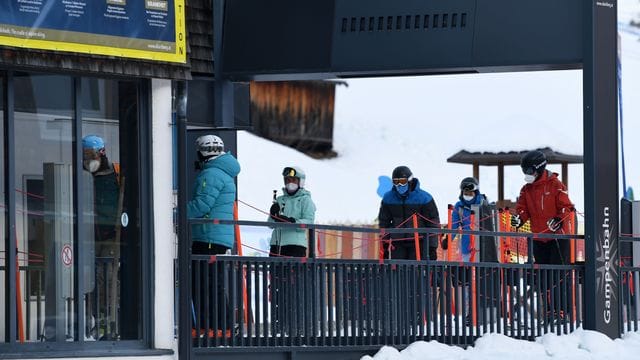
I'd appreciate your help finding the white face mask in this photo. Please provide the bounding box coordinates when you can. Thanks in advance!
[285,183,299,193]
[83,159,100,173]
[524,174,536,184]
[463,195,475,202]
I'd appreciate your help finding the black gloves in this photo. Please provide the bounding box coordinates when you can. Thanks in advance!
[270,203,280,216]
[441,234,448,250]
[273,215,295,223]
[510,214,522,228]
[547,217,563,232]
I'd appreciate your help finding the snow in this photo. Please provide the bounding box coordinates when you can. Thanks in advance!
[236,1,640,356]
[362,328,640,360]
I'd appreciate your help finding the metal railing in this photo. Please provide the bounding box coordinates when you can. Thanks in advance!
[185,219,587,352]
[619,235,640,334]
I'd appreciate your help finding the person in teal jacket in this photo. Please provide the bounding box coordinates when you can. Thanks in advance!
[188,134,240,337]
[188,134,241,255]
[268,166,317,257]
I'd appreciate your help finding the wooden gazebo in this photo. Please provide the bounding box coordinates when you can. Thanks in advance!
[447,147,583,204]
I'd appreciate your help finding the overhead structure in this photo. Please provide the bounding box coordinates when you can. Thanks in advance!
[182,3,621,357]
[447,147,583,202]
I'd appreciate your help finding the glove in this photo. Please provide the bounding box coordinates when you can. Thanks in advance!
[510,214,522,228]
[547,217,563,232]
[270,203,280,216]
[441,234,448,250]
[272,215,295,223]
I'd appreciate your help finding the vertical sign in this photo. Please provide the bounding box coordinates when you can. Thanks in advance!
[583,0,619,338]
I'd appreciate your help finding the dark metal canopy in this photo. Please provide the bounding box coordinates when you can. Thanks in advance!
[447,147,583,204]
[447,147,583,166]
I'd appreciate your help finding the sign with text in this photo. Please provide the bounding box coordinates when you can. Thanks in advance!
[0,0,186,63]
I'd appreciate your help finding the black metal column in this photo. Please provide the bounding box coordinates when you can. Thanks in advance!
[583,0,620,338]
[72,77,85,342]
[213,0,234,128]
[3,71,16,343]
[176,81,192,360]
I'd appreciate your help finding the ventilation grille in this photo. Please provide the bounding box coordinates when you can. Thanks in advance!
[340,13,467,33]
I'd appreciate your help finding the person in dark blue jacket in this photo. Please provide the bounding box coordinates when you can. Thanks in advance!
[378,166,441,260]
[450,177,489,262]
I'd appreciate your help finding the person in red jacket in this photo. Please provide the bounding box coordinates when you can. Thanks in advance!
[511,150,574,264]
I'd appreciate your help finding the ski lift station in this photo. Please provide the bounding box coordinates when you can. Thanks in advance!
[0,1,639,360]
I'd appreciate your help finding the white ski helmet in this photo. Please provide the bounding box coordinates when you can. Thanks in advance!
[195,134,224,157]
[282,166,306,188]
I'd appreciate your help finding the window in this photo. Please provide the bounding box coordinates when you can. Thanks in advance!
[1,73,145,346]
[0,73,5,343]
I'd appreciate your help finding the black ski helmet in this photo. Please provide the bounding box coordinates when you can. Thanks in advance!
[520,150,547,175]
[392,166,412,179]
[460,177,479,192]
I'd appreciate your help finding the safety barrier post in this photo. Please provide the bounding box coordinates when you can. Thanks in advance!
[470,212,477,328]
[412,214,421,261]
[447,205,453,261]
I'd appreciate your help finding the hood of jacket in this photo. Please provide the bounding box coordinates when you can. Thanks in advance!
[203,152,241,178]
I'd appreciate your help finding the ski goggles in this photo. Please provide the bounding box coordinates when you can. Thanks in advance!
[392,178,409,185]
[461,183,477,192]
[282,167,298,177]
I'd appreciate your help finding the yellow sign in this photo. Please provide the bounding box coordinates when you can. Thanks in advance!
[0,0,186,64]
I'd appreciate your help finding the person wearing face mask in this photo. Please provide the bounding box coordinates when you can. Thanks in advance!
[267,166,316,336]
[511,150,574,264]
[268,166,316,257]
[82,134,122,340]
[378,165,440,260]
[187,134,241,338]
[450,177,490,263]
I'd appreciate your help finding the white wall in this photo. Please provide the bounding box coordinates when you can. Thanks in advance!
[151,79,178,354]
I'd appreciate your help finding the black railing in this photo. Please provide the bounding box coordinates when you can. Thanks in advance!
[0,257,118,342]
[190,256,584,349]
[619,235,640,334]
[185,219,590,355]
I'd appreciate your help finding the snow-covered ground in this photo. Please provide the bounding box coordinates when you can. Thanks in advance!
[236,1,640,357]
[363,328,640,360]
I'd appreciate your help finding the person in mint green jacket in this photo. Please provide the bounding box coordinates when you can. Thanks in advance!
[268,166,316,257]
[268,166,316,335]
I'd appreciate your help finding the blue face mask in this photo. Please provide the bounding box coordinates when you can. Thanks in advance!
[395,183,409,195]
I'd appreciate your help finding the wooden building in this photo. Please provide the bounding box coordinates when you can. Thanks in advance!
[250,81,346,158]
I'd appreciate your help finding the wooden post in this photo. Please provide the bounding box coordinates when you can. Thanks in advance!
[497,163,505,201]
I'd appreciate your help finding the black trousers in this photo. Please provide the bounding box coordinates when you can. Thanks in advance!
[383,240,437,260]
[532,240,571,322]
[268,245,306,333]
[192,241,232,331]
[533,239,569,265]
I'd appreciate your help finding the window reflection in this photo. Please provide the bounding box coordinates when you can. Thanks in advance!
[1,74,141,344]
[14,73,74,342]
[0,75,5,343]
[82,78,140,341]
